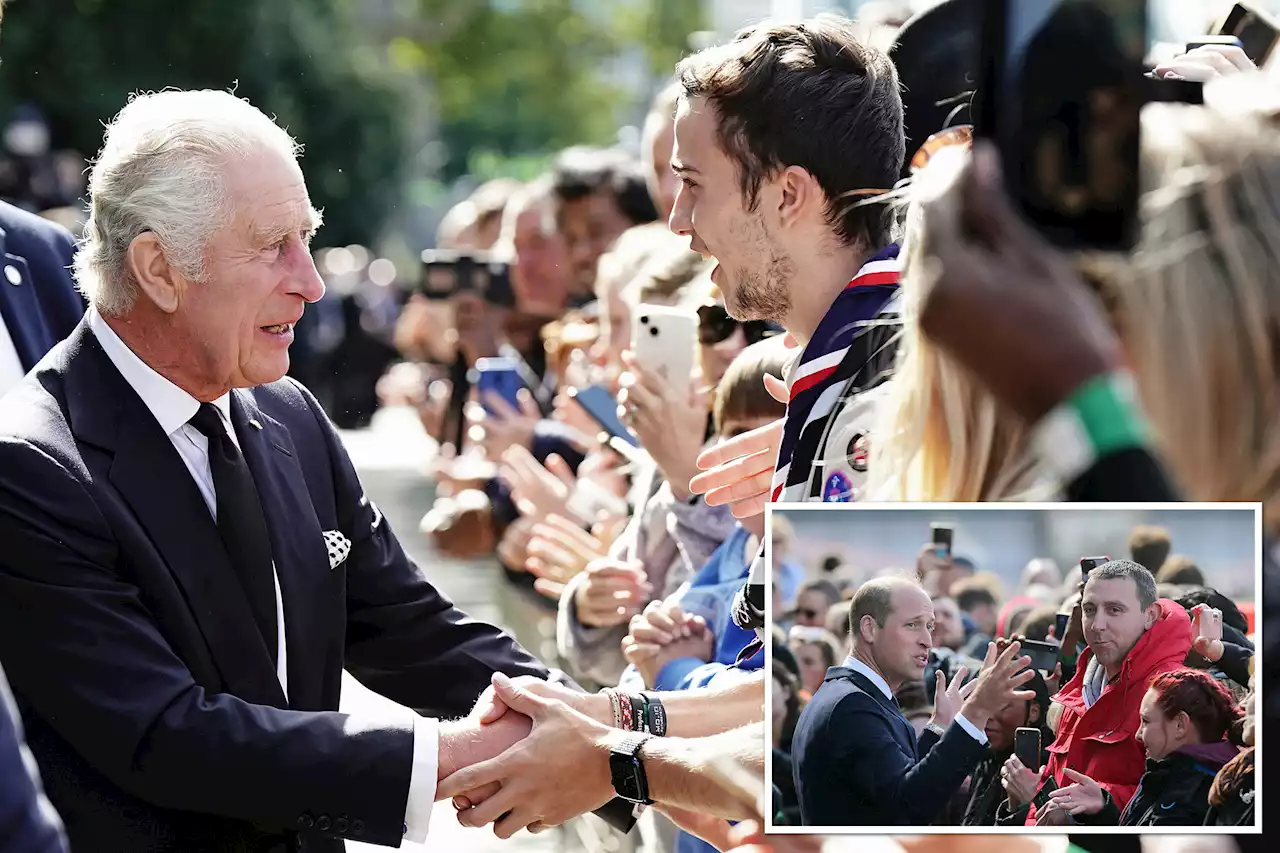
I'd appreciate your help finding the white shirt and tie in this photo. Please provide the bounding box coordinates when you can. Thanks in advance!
[86,308,438,843]
[842,655,989,745]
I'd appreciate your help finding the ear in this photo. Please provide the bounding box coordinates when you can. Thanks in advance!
[1027,702,1042,726]
[858,614,878,645]
[775,165,821,229]
[1174,710,1192,737]
[1145,602,1162,630]
[126,232,186,314]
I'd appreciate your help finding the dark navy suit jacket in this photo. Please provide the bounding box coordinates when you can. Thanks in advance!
[0,201,85,371]
[790,665,989,826]
[0,663,68,853]
[0,322,553,852]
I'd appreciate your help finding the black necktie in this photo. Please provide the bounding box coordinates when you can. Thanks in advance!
[189,402,278,662]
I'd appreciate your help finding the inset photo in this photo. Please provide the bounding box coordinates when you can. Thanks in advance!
[765,504,1260,835]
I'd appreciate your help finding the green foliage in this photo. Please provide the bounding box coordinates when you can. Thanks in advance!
[0,0,411,248]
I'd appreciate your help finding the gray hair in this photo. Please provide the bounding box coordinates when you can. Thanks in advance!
[74,90,307,316]
[1087,559,1158,610]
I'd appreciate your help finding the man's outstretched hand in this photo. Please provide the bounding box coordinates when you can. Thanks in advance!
[440,673,620,838]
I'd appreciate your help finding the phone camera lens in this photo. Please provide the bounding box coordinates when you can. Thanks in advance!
[649,326,659,337]
[639,316,649,325]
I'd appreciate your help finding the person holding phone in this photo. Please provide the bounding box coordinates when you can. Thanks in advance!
[961,670,1051,826]
[1044,668,1242,826]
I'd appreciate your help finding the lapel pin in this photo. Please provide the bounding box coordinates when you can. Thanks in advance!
[4,265,21,286]
[248,418,263,430]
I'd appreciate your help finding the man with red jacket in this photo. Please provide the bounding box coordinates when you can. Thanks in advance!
[997,560,1192,825]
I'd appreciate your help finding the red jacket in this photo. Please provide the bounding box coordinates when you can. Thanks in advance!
[1026,599,1192,824]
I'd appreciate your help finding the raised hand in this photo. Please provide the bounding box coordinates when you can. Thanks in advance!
[961,641,1035,728]
[1049,768,1105,816]
[619,351,710,501]
[1000,754,1040,808]
[931,664,975,729]
[1190,604,1225,662]
[470,388,542,461]
[525,515,607,600]
[498,445,577,524]
[689,416,785,519]
[574,559,653,628]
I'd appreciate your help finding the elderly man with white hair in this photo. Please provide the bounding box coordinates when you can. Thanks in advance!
[0,90,569,853]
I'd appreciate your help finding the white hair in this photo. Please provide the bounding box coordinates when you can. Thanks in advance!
[74,89,304,316]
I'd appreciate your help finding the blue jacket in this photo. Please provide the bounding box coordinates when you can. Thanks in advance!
[1,663,68,853]
[0,201,85,373]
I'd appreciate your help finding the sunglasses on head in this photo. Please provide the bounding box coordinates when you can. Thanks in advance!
[909,124,974,173]
[696,303,781,346]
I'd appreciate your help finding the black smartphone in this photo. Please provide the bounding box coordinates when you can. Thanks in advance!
[976,0,1146,250]
[1015,726,1042,772]
[478,259,516,310]
[567,384,640,447]
[1220,2,1280,66]
[1055,612,1070,642]
[1021,639,1060,672]
[930,523,953,557]
[1080,555,1110,577]
[420,249,459,301]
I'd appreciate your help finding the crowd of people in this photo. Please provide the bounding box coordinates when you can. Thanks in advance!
[0,0,1275,852]
[773,524,1257,829]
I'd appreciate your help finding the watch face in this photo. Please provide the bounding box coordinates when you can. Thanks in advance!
[610,752,649,803]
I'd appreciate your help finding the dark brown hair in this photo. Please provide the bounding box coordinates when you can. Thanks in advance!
[675,16,904,250]
[1128,524,1172,575]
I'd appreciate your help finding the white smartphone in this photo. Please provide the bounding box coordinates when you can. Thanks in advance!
[631,305,698,386]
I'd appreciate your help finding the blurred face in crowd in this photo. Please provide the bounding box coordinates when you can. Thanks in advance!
[1082,576,1158,674]
[794,640,831,696]
[590,256,631,388]
[985,696,1039,753]
[967,601,999,637]
[794,590,833,628]
[771,673,789,743]
[644,112,678,220]
[510,203,570,317]
[131,148,324,396]
[670,95,797,324]
[1136,687,1189,761]
[861,584,935,690]
[560,190,634,293]
[930,596,965,650]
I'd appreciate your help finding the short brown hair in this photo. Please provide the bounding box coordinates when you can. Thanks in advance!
[713,335,790,434]
[849,576,919,638]
[1156,554,1205,587]
[675,16,904,250]
[1128,525,1172,575]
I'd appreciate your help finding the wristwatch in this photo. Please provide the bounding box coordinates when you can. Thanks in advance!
[609,732,654,804]
[924,721,946,738]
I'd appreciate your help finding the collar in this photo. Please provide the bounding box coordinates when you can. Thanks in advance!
[87,307,232,437]
[842,654,894,701]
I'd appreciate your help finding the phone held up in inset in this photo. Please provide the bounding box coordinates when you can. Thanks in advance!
[471,357,526,417]
[976,0,1146,251]
[1080,555,1110,578]
[1020,639,1060,672]
[630,306,698,387]
[1015,726,1042,772]
[930,523,954,558]
[1055,612,1070,642]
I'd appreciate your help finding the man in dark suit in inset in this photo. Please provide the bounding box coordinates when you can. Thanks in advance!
[1,662,67,853]
[0,1,87,401]
[791,575,1035,826]
[0,89,573,853]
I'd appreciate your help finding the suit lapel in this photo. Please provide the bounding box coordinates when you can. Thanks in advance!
[232,390,332,711]
[837,667,918,756]
[64,327,286,707]
[0,227,55,370]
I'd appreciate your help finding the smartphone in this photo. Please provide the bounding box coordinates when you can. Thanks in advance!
[1186,35,1245,52]
[478,260,516,309]
[930,523,953,557]
[631,306,698,386]
[420,249,459,301]
[976,0,1146,250]
[1080,555,1110,577]
[568,384,640,447]
[1055,612,1070,643]
[1220,2,1280,66]
[472,357,526,416]
[1015,726,1042,772]
[1021,639,1060,672]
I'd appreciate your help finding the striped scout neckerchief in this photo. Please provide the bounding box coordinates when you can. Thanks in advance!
[770,243,902,502]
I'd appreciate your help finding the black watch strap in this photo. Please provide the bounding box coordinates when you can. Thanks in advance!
[609,732,654,805]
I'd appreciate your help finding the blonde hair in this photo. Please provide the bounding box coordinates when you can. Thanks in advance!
[868,147,1045,501]
[1086,77,1280,516]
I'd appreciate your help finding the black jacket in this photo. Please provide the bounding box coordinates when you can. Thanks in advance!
[1205,747,1255,827]
[1080,742,1238,826]
[790,665,988,825]
[962,729,1052,827]
[0,663,68,853]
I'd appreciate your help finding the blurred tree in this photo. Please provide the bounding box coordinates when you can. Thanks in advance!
[413,0,705,181]
[0,0,411,248]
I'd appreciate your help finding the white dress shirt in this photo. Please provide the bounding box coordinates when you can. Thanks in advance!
[0,313,26,399]
[87,308,437,843]
[842,654,988,745]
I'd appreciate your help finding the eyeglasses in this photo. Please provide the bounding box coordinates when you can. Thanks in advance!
[909,124,974,173]
[696,303,781,346]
